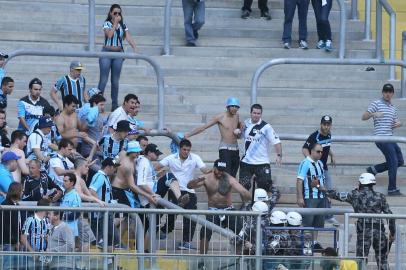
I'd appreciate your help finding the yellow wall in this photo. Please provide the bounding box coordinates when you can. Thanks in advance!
[357,0,406,61]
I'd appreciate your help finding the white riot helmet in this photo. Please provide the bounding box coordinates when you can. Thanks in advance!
[254,188,269,202]
[270,210,287,225]
[286,211,302,226]
[358,173,376,185]
[252,201,269,213]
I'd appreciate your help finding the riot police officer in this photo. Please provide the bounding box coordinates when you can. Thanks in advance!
[326,173,395,270]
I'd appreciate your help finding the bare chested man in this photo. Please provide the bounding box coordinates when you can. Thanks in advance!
[187,159,251,255]
[7,130,29,183]
[185,97,242,177]
[55,95,88,148]
[113,141,157,207]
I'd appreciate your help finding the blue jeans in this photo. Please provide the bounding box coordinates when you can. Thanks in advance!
[282,0,310,43]
[3,244,19,270]
[98,47,124,109]
[311,0,332,41]
[182,0,205,43]
[374,142,404,191]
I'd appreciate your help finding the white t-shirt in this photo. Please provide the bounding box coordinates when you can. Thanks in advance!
[48,153,74,190]
[26,129,51,160]
[241,118,281,165]
[159,153,206,193]
[107,106,129,130]
[136,156,157,206]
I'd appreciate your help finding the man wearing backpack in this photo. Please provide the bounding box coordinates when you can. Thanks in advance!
[26,117,54,170]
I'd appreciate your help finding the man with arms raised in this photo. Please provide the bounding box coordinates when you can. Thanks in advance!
[188,159,251,255]
[186,97,242,177]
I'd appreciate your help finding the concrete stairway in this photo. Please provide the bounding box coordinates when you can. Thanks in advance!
[1,0,406,268]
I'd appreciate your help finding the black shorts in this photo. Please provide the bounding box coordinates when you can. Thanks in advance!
[112,186,139,208]
[219,149,240,177]
[239,162,272,191]
[200,209,242,241]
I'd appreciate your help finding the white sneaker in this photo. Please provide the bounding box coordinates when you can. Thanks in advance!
[325,40,333,52]
[326,217,340,226]
[283,42,290,49]
[299,40,308,49]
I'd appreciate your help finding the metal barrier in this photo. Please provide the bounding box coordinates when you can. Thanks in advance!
[4,49,167,130]
[344,213,405,270]
[352,0,397,79]
[162,0,346,58]
[251,58,406,104]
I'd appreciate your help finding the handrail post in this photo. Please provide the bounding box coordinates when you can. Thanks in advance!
[163,0,173,55]
[364,0,372,40]
[337,0,346,59]
[255,214,262,270]
[149,204,158,268]
[103,210,109,270]
[88,0,95,52]
[351,0,358,20]
[375,0,383,60]
[344,213,349,256]
[395,223,401,270]
[389,12,396,80]
[402,31,406,98]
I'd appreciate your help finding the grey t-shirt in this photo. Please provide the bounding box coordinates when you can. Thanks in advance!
[47,222,75,269]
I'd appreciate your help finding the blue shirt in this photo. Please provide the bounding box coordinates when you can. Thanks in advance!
[61,188,81,236]
[54,75,86,108]
[22,214,50,252]
[0,163,14,203]
[0,68,5,85]
[89,170,112,203]
[17,95,51,134]
[103,21,128,48]
[297,157,325,199]
[98,135,127,159]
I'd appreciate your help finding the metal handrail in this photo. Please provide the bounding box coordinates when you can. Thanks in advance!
[4,49,166,130]
[162,0,346,58]
[279,134,406,144]
[344,212,405,270]
[250,58,406,104]
[375,0,396,80]
[88,0,95,52]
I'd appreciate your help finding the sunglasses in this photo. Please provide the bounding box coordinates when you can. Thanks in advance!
[113,12,121,16]
[316,150,323,154]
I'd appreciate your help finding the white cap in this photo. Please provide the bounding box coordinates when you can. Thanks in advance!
[270,210,287,225]
[251,201,269,213]
[358,173,376,185]
[254,188,269,202]
[287,211,302,226]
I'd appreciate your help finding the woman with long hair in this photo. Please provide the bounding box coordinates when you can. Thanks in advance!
[98,4,137,111]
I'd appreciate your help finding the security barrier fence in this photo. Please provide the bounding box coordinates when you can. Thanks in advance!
[0,203,376,270]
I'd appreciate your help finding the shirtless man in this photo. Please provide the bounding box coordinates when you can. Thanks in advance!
[7,130,29,183]
[187,159,251,254]
[55,95,88,148]
[185,97,242,177]
[113,141,157,207]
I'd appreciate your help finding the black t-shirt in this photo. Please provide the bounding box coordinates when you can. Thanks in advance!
[22,173,61,202]
[0,129,10,148]
[302,130,331,170]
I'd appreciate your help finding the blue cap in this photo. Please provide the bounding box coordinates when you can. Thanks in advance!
[87,87,101,98]
[1,152,21,163]
[226,97,240,108]
[127,141,142,153]
[38,117,54,129]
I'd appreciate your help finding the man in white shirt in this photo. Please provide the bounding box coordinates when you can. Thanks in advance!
[107,94,139,133]
[48,138,75,190]
[26,117,53,167]
[240,104,282,198]
[155,139,211,250]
